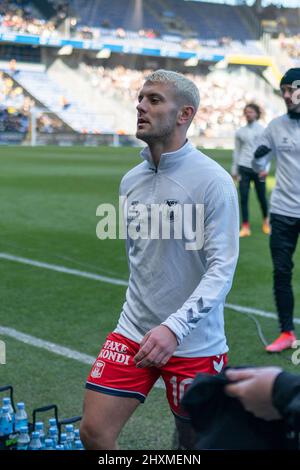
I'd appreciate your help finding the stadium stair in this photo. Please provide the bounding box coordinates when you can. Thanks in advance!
[9,68,116,134]
[48,59,136,134]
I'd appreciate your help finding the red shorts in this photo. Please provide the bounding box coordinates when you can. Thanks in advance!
[86,332,227,419]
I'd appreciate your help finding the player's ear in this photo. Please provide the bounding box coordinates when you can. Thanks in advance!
[177,105,194,125]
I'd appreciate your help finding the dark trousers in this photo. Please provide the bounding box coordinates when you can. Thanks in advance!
[238,165,268,224]
[270,213,300,332]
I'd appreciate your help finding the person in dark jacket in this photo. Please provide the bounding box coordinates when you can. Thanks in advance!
[252,68,300,353]
[225,367,300,430]
[182,366,298,450]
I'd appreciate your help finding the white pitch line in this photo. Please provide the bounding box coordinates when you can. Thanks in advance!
[0,325,165,389]
[1,250,300,383]
[0,325,94,364]
[0,252,128,287]
[225,302,300,325]
[1,251,300,324]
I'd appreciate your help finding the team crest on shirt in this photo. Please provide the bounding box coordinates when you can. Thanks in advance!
[164,199,179,222]
[91,360,105,379]
[278,136,293,152]
[127,200,140,221]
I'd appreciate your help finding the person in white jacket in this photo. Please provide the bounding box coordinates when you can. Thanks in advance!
[252,68,300,353]
[80,70,239,450]
[232,104,270,237]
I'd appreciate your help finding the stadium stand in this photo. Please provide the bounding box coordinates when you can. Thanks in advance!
[0,0,261,43]
[1,2,300,454]
[0,68,66,137]
[1,55,284,139]
[71,0,257,41]
[1,1,298,48]
[0,106,28,133]
[0,0,59,36]
[0,1,271,57]
[0,0,296,142]
[258,4,300,36]
[278,34,300,66]
[0,70,32,133]
[82,64,284,138]
[72,0,166,35]
[8,69,109,133]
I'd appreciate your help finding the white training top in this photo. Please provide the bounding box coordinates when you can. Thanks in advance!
[252,114,300,218]
[115,141,239,357]
[232,121,265,175]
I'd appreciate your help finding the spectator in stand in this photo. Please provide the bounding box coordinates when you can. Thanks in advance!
[279,33,300,64]
[83,65,280,139]
[0,0,60,37]
[59,95,71,110]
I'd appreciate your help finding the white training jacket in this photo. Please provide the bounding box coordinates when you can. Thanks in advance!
[232,121,265,175]
[114,140,239,357]
[252,114,300,219]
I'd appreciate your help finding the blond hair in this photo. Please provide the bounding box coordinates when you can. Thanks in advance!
[145,69,200,112]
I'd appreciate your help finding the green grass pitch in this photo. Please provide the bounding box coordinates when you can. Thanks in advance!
[0,145,299,449]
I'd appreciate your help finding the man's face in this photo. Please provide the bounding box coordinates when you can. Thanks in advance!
[281,84,300,112]
[136,81,180,143]
[244,106,258,123]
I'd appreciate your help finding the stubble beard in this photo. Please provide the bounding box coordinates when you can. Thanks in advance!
[136,118,177,145]
[286,102,300,113]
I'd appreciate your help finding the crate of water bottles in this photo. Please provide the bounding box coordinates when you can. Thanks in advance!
[0,385,84,450]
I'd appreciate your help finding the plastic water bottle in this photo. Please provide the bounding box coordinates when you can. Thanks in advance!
[3,397,14,426]
[15,402,28,432]
[48,418,58,433]
[60,432,68,450]
[17,426,30,450]
[74,429,80,441]
[55,444,64,450]
[0,406,13,435]
[65,424,75,449]
[28,431,42,450]
[0,407,3,437]
[75,439,84,450]
[49,426,58,446]
[35,422,45,448]
[44,438,54,450]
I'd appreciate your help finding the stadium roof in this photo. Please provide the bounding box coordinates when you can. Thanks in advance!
[190,0,300,6]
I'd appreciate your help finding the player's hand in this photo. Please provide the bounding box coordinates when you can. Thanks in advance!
[258,170,268,180]
[225,367,282,421]
[232,174,240,185]
[134,325,178,368]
